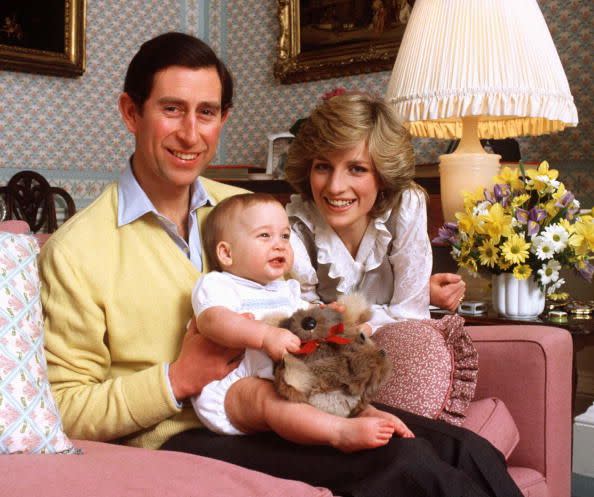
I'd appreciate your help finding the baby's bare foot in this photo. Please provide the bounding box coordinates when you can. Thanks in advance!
[331,417,395,453]
[359,406,415,438]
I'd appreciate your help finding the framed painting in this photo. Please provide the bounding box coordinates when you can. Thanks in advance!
[0,0,86,78]
[275,0,413,84]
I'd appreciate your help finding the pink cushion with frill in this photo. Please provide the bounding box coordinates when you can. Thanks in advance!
[373,315,478,425]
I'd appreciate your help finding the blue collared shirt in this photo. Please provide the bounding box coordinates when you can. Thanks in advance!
[117,161,214,408]
[117,163,213,271]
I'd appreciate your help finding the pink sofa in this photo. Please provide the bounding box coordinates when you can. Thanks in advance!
[465,325,573,497]
[1,221,573,497]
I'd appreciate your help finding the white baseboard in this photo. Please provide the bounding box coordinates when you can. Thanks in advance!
[573,404,594,477]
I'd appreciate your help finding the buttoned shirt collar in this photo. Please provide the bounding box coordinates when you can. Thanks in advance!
[117,158,213,270]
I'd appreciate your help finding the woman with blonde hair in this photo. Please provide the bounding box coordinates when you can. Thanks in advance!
[281,91,522,497]
[286,91,463,328]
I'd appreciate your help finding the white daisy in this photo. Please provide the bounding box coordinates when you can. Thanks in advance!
[546,277,566,294]
[538,260,561,285]
[473,201,491,217]
[534,238,555,260]
[542,224,569,252]
[534,175,561,192]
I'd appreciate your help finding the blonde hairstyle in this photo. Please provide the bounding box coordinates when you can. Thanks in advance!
[285,92,420,217]
[203,192,282,271]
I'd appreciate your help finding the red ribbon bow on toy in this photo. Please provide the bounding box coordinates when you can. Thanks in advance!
[294,323,351,355]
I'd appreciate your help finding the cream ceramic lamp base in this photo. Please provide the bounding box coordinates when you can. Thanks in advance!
[439,153,501,222]
[438,116,501,222]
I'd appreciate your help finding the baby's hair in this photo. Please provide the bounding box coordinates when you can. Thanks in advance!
[203,192,282,271]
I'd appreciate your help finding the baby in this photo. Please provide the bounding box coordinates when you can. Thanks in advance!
[191,192,413,452]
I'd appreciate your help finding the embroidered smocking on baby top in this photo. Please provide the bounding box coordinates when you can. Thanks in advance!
[287,189,432,329]
[191,271,309,320]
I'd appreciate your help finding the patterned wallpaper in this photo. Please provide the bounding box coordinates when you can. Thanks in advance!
[0,0,591,208]
[0,0,191,207]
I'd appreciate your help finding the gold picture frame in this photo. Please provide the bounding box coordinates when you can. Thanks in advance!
[274,0,411,84]
[0,0,86,78]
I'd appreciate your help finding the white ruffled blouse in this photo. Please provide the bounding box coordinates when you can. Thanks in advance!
[287,189,432,330]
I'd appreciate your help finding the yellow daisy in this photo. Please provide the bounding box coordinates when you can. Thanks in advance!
[458,253,478,273]
[513,264,532,280]
[501,234,531,264]
[497,259,513,272]
[558,218,576,235]
[511,194,531,209]
[478,240,499,268]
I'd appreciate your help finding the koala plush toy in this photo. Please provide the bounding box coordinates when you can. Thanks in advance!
[272,294,391,418]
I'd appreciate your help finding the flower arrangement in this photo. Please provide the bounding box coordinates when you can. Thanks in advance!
[433,161,594,295]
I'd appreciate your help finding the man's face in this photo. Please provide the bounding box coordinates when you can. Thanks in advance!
[120,65,228,200]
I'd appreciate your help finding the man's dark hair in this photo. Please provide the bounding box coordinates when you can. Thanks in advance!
[123,32,233,113]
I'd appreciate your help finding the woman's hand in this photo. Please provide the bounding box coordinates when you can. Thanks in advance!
[429,273,466,312]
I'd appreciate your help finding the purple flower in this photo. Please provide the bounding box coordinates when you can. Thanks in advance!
[576,261,594,281]
[516,208,529,224]
[531,207,547,223]
[517,207,545,231]
[432,222,459,246]
[555,191,575,208]
[527,220,540,237]
[494,183,511,201]
[566,205,580,219]
[484,188,495,204]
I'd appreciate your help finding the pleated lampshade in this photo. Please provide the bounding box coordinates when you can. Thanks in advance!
[386,0,579,221]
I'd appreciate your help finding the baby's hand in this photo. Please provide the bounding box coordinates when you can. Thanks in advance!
[262,327,300,361]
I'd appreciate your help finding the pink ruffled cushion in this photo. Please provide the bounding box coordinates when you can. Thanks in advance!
[373,315,478,425]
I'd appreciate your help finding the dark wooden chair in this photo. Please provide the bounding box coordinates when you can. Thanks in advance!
[0,170,76,233]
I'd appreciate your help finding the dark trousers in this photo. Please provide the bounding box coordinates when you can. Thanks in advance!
[160,404,523,497]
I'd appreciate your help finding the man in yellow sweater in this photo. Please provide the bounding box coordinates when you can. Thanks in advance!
[40,32,245,450]
[40,31,522,497]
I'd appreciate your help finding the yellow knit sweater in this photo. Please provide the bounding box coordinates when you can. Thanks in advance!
[40,179,247,449]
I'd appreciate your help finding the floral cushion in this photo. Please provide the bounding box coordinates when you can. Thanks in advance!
[373,314,478,425]
[0,231,79,454]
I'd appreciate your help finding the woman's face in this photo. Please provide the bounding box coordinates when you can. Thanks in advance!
[309,141,380,238]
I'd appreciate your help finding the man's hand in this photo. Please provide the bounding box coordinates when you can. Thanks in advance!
[261,327,301,361]
[430,273,466,312]
[169,319,243,401]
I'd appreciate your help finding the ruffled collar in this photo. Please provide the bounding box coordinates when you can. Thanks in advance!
[286,195,392,294]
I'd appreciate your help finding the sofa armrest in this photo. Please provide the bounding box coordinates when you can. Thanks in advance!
[467,325,572,497]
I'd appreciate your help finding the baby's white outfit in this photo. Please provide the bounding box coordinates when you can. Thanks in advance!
[190,271,309,435]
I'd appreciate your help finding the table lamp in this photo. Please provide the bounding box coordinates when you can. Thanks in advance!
[386,0,578,222]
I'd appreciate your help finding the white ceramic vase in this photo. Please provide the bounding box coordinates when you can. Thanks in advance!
[491,273,545,319]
